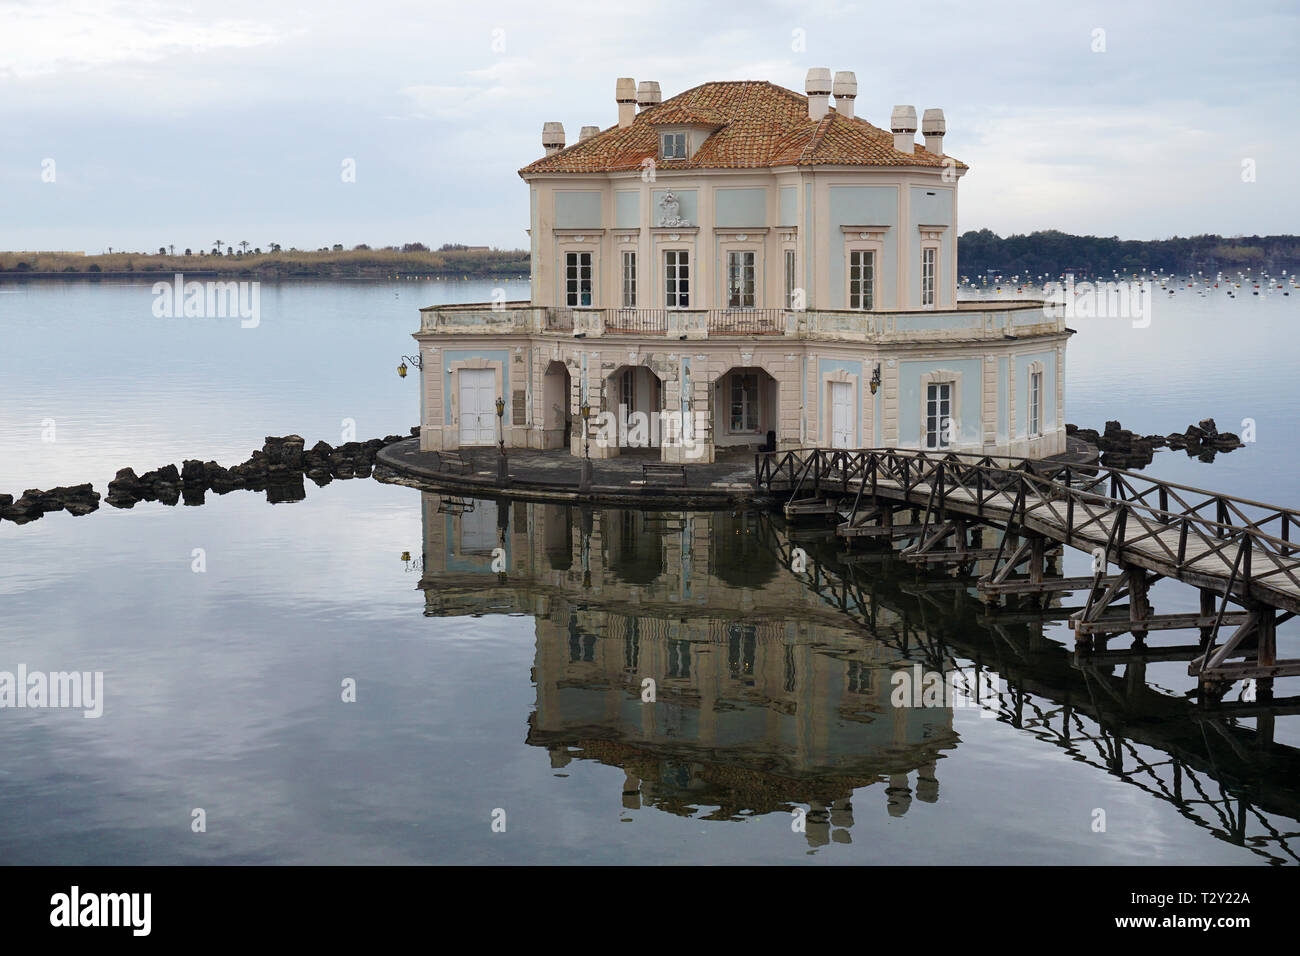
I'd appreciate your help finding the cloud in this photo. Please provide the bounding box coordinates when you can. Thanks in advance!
[0,0,278,79]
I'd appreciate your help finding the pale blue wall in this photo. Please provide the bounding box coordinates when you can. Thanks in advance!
[898,358,982,446]
[997,356,1008,442]
[615,191,639,229]
[1014,351,1057,437]
[444,349,511,423]
[554,191,602,229]
[828,185,898,309]
[779,186,797,227]
[715,187,767,227]
[651,188,698,224]
[818,358,863,446]
[908,187,954,305]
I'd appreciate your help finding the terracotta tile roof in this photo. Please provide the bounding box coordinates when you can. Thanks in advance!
[518,80,966,176]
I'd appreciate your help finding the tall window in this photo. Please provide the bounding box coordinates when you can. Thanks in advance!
[730,373,759,432]
[665,250,689,308]
[926,382,952,449]
[621,250,636,308]
[1029,371,1043,437]
[565,251,592,307]
[726,251,755,308]
[784,249,797,308]
[922,247,937,307]
[849,250,874,310]
[660,132,686,160]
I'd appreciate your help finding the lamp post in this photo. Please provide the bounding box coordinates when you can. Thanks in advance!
[495,395,508,485]
[579,399,593,492]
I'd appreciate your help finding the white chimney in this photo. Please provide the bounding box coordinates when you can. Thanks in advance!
[579,125,599,142]
[890,105,918,153]
[922,108,946,154]
[616,77,637,128]
[805,68,832,121]
[832,71,857,120]
[542,121,565,156]
[636,80,661,111]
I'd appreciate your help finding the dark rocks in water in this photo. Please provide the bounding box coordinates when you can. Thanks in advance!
[263,435,305,473]
[409,426,420,437]
[266,475,306,505]
[3,425,417,523]
[57,484,100,516]
[1,484,100,522]
[1069,417,1244,470]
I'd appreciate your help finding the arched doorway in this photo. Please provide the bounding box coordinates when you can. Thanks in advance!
[603,363,664,455]
[541,361,571,450]
[713,367,778,450]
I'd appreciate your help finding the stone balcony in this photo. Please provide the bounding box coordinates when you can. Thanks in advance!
[417,300,1065,343]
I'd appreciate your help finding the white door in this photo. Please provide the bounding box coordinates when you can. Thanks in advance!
[458,369,497,446]
[830,382,854,449]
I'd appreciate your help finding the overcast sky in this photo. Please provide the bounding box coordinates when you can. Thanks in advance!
[1,0,1296,252]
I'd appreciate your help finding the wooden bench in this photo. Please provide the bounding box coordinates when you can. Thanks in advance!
[641,463,688,487]
[438,451,473,474]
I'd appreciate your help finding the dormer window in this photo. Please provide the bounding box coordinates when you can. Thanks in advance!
[660,132,687,160]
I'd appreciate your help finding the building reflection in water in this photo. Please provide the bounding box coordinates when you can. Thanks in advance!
[416,493,1300,862]
[417,493,958,846]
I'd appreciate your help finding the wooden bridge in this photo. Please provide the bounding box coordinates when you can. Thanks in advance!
[755,447,1300,688]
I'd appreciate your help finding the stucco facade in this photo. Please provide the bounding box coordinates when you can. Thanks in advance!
[413,71,1070,462]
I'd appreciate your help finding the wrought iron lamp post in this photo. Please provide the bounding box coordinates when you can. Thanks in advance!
[397,354,422,378]
[495,395,508,484]
[579,399,593,492]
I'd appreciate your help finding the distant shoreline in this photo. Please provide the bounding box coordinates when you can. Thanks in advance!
[0,248,529,282]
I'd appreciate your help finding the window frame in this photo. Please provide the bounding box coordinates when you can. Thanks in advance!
[726,250,756,309]
[664,249,690,309]
[729,372,760,434]
[621,250,637,308]
[925,381,953,449]
[660,132,687,160]
[848,248,875,311]
[784,248,797,309]
[921,246,937,307]
[564,251,592,308]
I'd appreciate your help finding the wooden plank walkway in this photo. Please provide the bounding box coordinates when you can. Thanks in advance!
[756,447,1300,682]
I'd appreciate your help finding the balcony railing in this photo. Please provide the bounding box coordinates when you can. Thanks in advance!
[707,308,786,335]
[419,301,1064,342]
[605,309,669,335]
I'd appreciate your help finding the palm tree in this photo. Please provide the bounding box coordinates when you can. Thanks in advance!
[213,240,224,254]
[239,240,250,254]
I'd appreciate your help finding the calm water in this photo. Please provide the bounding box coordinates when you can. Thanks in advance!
[1,277,1297,864]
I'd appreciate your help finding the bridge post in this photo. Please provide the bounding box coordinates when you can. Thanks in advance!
[1128,565,1150,640]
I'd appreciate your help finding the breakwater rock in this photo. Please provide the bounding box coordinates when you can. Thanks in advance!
[1066,418,1244,470]
[2,427,419,524]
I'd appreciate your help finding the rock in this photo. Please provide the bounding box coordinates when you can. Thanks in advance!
[1184,424,1206,443]
[266,476,306,505]
[56,483,100,516]
[263,435,305,473]
[182,486,206,507]
[1197,418,1218,439]
[1215,432,1243,449]
[181,459,207,485]
[409,426,421,437]
[1064,423,1078,435]
[0,493,12,519]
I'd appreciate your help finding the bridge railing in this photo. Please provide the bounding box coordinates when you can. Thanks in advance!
[756,447,1300,608]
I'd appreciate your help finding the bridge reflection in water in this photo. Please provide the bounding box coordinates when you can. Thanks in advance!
[415,493,1300,862]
